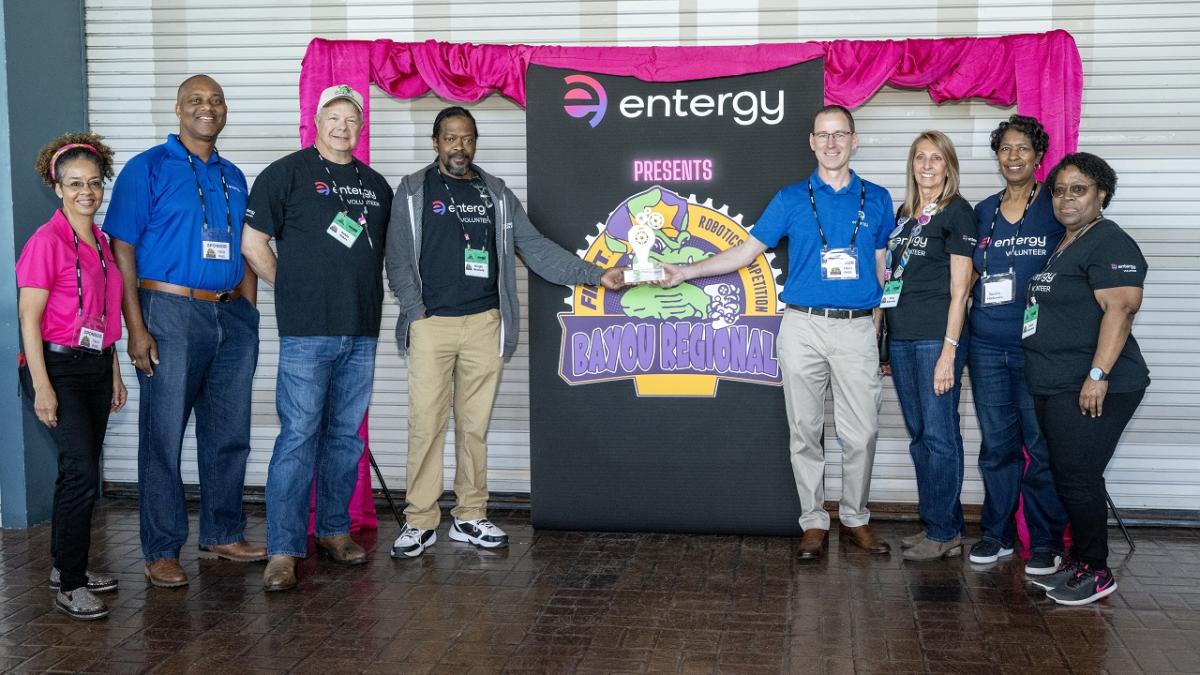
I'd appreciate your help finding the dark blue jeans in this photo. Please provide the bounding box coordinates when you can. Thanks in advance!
[137,290,259,562]
[890,338,968,543]
[265,336,377,558]
[968,341,1067,552]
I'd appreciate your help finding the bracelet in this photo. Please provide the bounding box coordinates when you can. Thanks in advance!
[944,336,959,347]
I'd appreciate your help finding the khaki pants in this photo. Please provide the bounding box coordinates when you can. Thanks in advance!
[405,309,504,529]
[776,310,882,532]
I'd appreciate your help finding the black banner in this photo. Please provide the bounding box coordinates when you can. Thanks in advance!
[526,61,824,535]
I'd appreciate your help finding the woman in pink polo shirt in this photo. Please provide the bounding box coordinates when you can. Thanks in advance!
[16,132,127,620]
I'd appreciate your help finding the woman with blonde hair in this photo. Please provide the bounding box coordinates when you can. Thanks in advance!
[881,131,977,561]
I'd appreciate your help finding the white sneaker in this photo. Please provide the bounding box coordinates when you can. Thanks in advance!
[449,518,508,548]
[390,523,436,559]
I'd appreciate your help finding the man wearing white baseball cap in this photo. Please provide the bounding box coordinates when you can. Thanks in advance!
[242,84,392,591]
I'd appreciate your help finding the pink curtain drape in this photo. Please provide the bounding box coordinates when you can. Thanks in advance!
[298,31,1082,179]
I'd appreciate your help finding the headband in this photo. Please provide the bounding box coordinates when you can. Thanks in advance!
[49,143,100,181]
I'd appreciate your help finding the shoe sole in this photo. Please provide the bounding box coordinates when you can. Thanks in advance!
[49,581,118,594]
[263,580,298,592]
[968,548,1014,564]
[1049,581,1118,606]
[198,549,268,563]
[55,603,109,620]
[143,568,188,588]
[391,532,436,559]
[448,527,507,549]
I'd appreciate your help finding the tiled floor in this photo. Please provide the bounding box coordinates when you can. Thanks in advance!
[1,500,1198,674]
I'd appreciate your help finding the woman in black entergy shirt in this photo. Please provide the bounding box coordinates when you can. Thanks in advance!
[882,131,978,561]
[1022,152,1150,606]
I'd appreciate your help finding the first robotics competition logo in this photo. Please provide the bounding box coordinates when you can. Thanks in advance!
[558,186,783,397]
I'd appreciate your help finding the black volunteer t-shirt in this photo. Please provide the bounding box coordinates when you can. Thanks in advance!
[420,167,499,317]
[884,195,978,340]
[1023,219,1150,395]
[245,147,392,336]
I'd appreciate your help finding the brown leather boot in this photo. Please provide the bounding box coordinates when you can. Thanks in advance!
[262,556,297,592]
[144,559,188,588]
[199,541,268,562]
[316,534,367,565]
[839,524,891,554]
[796,528,828,560]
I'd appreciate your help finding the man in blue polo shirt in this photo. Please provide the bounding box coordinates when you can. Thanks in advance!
[660,105,893,560]
[105,74,265,588]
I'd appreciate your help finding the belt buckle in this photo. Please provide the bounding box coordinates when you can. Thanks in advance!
[216,291,233,303]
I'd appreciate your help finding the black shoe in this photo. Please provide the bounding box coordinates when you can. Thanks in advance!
[1025,551,1063,576]
[968,539,1013,564]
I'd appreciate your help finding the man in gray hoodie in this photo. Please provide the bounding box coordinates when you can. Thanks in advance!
[385,106,625,557]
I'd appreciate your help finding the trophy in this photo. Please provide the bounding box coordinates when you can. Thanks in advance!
[623,220,666,283]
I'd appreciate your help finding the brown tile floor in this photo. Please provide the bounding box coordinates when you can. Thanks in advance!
[1,500,1198,674]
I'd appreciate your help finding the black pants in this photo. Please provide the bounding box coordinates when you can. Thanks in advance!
[1034,388,1144,570]
[20,349,113,593]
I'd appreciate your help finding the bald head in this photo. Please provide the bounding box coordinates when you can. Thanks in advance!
[175,74,228,150]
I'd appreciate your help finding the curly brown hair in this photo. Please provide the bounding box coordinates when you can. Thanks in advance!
[34,131,116,188]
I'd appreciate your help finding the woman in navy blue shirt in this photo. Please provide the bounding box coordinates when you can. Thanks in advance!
[966,115,1069,576]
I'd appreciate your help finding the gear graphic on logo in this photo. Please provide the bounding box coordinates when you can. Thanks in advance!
[558,185,784,397]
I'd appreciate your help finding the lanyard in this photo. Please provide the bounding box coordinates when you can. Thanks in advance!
[807,179,867,252]
[439,170,493,251]
[1026,216,1101,304]
[184,151,233,234]
[72,231,108,319]
[885,202,937,281]
[316,148,374,249]
[981,184,1038,277]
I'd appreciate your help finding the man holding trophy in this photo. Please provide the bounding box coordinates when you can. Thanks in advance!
[385,106,627,558]
[658,105,895,560]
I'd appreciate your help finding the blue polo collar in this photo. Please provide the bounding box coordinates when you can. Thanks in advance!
[809,168,862,196]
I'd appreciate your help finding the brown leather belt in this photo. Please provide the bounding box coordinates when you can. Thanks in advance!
[139,279,240,303]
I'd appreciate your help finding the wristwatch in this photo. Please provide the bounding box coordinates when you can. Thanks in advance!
[1088,367,1109,382]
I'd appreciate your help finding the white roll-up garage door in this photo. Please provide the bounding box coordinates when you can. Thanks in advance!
[86,0,1199,512]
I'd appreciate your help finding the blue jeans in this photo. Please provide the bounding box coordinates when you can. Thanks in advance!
[265,336,377,557]
[890,338,968,542]
[969,341,1067,552]
[137,290,259,562]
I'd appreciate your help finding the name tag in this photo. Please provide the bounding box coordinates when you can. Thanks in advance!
[821,247,859,281]
[75,314,105,351]
[464,248,490,278]
[201,228,232,260]
[327,211,363,248]
[1021,303,1039,339]
[982,273,1015,306]
[880,279,903,308]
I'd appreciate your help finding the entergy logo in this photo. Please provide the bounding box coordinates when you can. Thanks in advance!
[432,200,447,215]
[314,180,331,195]
[562,74,607,128]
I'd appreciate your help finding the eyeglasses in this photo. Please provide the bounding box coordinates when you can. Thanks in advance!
[813,131,852,143]
[60,179,105,191]
[1051,182,1095,198]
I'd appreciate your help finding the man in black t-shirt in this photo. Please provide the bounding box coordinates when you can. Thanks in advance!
[242,84,392,591]
[385,107,626,559]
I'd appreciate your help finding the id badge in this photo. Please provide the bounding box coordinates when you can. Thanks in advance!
[201,228,232,261]
[820,247,859,281]
[880,279,903,308]
[74,314,105,352]
[982,272,1016,306]
[1021,303,1039,339]
[464,248,490,278]
[327,212,363,248]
